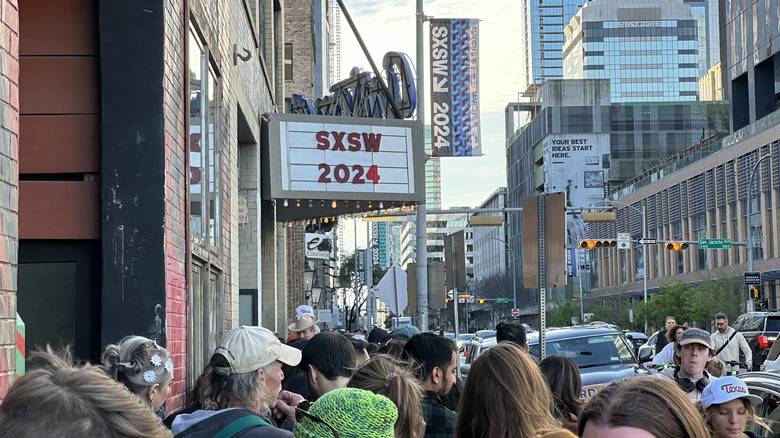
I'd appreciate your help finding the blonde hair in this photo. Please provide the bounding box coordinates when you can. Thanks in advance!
[456,342,561,437]
[348,354,424,438]
[703,398,770,434]
[0,346,172,437]
[579,377,709,438]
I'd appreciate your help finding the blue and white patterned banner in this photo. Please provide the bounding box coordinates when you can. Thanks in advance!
[429,19,481,157]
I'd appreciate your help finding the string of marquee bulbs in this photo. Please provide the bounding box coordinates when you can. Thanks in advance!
[270,199,418,228]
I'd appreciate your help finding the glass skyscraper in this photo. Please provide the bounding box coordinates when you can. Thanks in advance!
[521,0,718,92]
[562,0,699,102]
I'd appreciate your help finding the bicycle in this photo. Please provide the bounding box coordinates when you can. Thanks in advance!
[647,362,677,373]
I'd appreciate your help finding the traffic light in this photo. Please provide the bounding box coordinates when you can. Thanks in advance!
[478,299,485,304]
[665,242,689,250]
[751,287,760,299]
[579,240,618,249]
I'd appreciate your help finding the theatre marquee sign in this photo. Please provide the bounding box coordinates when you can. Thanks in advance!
[262,113,424,222]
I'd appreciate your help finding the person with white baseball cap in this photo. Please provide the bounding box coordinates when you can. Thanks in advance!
[656,327,716,402]
[700,376,768,438]
[172,326,301,437]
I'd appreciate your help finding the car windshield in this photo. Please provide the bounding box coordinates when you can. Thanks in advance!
[529,334,635,367]
[458,333,474,341]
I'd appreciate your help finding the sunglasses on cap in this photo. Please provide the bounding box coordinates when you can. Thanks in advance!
[296,400,340,438]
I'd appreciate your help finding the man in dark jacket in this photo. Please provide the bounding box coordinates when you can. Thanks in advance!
[404,333,458,438]
[655,316,677,355]
[171,326,301,437]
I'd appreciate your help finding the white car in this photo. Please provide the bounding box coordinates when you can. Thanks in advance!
[637,330,660,362]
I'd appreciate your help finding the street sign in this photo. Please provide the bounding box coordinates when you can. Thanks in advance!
[497,298,509,303]
[744,272,761,285]
[511,308,520,317]
[638,238,656,245]
[699,238,732,249]
[617,233,630,249]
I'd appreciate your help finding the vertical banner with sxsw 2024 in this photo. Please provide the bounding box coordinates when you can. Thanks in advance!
[429,19,481,157]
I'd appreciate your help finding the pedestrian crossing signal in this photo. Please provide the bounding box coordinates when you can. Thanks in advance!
[752,287,760,299]
[579,240,617,249]
[665,242,689,250]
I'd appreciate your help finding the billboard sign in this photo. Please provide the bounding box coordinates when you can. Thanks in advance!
[543,133,611,248]
[429,18,481,157]
[262,114,424,222]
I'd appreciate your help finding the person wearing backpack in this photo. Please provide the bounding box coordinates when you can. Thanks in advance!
[172,326,301,437]
[711,312,752,372]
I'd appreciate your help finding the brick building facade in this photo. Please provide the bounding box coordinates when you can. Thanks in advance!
[0,0,18,402]
[0,0,294,411]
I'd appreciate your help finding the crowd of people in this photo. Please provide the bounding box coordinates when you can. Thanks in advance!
[0,306,774,437]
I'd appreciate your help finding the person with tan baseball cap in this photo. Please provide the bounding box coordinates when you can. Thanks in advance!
[172,326,301,437]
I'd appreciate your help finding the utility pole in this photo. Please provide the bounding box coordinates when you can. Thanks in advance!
[415,0,428,332]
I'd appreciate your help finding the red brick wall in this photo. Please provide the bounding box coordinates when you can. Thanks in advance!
[0,0,19,402]
[163,0,188,413]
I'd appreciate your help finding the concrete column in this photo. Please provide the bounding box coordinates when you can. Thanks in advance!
[261,202,279,331]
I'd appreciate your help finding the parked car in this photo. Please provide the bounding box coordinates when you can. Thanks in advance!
[737,372,780,436]
[732,312,780,371]
[624,331,649,356]
[457,333,475,350]
[475,329,496,339]
[637,330,660,362]
[461,325,651,401]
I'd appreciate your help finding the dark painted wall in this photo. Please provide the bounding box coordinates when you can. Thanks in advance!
[99,0,167,347]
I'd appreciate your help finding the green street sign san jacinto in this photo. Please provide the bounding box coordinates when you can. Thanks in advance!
[698,238,732,249]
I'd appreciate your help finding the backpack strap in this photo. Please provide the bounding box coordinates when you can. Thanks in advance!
[212,414,271,438]
[715,330,737,356]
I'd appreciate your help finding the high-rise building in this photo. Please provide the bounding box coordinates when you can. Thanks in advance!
[520,0,719,93]
[400,213,474,278]
[472,188,508,282]
[562,0,699,102]
[519,0,587,90]
[505,79,726,312]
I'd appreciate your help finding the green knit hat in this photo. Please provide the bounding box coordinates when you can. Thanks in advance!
[293,388,397,438]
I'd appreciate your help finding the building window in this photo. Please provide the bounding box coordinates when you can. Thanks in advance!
[245,0,266,50]
[187,260,222,389]
[285,43,293,80]
[189,28,222,248]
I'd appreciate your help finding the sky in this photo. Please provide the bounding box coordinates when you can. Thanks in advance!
[337,0,526,209]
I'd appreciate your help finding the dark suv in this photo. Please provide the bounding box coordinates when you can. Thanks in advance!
[462,325,650,401]
[731,312,780,370]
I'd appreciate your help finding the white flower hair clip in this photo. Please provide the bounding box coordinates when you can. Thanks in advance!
[165,360,173,374]
[150,354,162,367]
[143,370,157,383]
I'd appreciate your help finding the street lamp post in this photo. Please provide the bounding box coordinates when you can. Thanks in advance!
[484,237,517,312]
[747,154,772,274]
[597,200,648,333]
